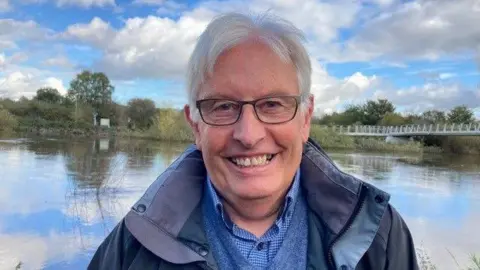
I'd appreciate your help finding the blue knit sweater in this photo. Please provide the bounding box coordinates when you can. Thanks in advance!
[202,187,309,270]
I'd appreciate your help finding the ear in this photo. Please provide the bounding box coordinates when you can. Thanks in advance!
[301,95,314,143]
[184,104,202,149]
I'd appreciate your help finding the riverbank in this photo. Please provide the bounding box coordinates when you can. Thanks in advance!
[3,123,480,155]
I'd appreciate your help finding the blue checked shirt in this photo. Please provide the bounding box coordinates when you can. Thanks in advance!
[205,170,301,268]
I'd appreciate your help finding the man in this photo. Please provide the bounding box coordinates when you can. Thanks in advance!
[89,12,419,270]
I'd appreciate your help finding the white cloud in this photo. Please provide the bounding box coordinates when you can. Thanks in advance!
[0,40,16,50]
[45,77,67,95]
[65,14,210,80]
[0,232,100,270]
[64,17,116,48]
[374,83,480,114]
[132,0,164,5]
[0,19,52,52]
[0,70,68,99]
[438,72,456,80]
[342,0,480,62]
[0,52,29,70]
[0,0,11,12]
[43,55,74,69]
[310,61,379,115]
[370,0,396,6]
[156,0,187,15]
[62,0,361,80]
[22,0,115,8]
[55,0,115,8]
[0,53,5,69]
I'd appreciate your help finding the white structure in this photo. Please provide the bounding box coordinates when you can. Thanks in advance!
[326,123,480,137]
[100,118,110,128]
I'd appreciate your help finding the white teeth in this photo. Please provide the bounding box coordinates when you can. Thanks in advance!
[231,154,273,167]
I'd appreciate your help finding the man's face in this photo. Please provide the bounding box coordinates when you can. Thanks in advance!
[186,41,313,207]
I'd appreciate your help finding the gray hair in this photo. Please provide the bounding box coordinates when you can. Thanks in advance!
[186,12,312,121]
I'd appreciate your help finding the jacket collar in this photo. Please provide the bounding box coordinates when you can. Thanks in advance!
[124,138,381,264]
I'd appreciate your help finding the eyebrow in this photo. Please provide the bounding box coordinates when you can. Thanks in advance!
[199,89,296,100]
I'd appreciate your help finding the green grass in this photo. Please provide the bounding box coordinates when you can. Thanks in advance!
[354,137,424,153]
[310,125,426,153]
[309,125,355,149]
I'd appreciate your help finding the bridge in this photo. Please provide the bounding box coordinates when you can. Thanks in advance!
[323,123,480,137]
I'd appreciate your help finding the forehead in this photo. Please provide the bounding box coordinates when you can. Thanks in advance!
[199,41,299,100]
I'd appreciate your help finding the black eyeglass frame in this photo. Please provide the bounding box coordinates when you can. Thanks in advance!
[195,95,302,126]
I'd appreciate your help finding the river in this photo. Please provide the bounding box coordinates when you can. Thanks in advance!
[0,137,479,270]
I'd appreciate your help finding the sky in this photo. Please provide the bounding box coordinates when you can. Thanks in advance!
[0,0,479,117]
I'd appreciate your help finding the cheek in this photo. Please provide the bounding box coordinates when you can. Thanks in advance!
[198,125,231,155]
[270,122,305,147]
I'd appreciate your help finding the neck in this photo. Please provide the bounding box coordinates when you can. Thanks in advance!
[222,195,285,237]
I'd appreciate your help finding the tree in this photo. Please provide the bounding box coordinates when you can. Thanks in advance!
[362,99,395,125]
[378,112,406,126]
[35,87,63,104]
[126,98,156,129]
[68,71,114,116]
[421,110,446,124]
[447,105,474,124]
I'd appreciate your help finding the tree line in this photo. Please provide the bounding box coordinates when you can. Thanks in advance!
[314,99,477,127]
[0,70,187,134]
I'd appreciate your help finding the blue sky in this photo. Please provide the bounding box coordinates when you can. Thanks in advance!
[0,0,479,117]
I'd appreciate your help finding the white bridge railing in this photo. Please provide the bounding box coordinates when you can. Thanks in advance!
[322,123,480,136]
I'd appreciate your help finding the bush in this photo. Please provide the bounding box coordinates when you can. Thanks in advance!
[149,108,193,142]
[0,108,18,132]
[119,108,194,142]
[310,125,356,149]
[441,136,480,155]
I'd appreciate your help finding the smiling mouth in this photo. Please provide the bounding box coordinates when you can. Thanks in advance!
[227,154,276,167]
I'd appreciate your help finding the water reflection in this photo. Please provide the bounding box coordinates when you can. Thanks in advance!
[329,151,480,269]
[0,138,189,269]
[0,138,479,269]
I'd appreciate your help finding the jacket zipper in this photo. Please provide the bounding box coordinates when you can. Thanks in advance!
[327,184,368,269]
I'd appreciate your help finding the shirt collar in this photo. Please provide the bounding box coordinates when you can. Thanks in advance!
[205,169,301,227]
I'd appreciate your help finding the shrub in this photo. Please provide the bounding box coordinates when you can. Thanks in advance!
[0,108,18,132]
[441,136,480,155]
[150,108,193,142]
[310,125,355,149]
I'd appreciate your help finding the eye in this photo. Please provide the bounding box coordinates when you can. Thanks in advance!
[263,101,283,108]
[257,98,288,111]
[212,101,238,112]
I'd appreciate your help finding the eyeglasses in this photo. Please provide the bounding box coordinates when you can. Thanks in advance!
[196,95,300,126]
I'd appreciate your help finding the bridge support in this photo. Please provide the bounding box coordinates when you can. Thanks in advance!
[385,136,411,144]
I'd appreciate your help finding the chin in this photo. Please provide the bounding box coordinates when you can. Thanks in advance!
[231,177,285,199]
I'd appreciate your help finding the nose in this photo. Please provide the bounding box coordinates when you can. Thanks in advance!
[232,105,266,148]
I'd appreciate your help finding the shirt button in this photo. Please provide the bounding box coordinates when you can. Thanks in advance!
[256,242,265,251]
